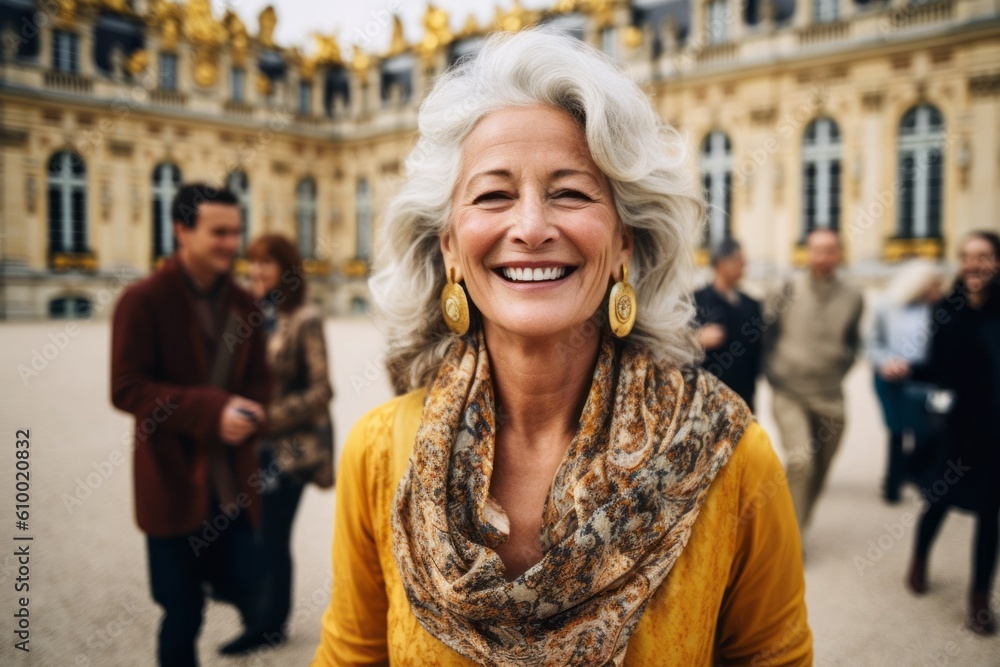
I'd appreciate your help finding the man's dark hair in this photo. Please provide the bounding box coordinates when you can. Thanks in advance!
[170,183,240,229]
[710,237,742,267]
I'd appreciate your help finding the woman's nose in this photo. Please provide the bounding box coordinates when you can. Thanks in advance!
[509,197,558,249]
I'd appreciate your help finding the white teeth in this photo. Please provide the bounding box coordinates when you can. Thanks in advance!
[501,267,567,282]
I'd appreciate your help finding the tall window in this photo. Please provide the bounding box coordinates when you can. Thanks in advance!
[700,131,733,248]
[159,53,177,90]
[231,67,245,102]
[356,178,373,261]
[298,81,312,115]
[152,163,182,258]
[227,170,251,251]
[380,55,414,106]
[600,28,617,58]
[813,0,839,23]
[296,178,317,259]
[801,117,842,237]
[705,0,729,45]
[52,30,79,74]
[47,151,87,255]
[897,104,945,239]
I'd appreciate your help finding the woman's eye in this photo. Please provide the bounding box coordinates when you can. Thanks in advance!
[554,190,591,201]
[473,191,510,204]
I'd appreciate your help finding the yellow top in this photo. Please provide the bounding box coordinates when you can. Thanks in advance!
[312,390,812,666]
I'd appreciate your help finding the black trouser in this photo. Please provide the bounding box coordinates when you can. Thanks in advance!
[147,507,260,667]
[915,501,1000,594]
[257,463,306,633]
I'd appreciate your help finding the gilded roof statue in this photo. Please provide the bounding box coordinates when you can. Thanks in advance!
[184,0,226,88]
[224,10,250,67]
[90,0,131,13]
[256,71,272,95]
[185,0,226,46]
[458,14,481,39]
[313,34,344,67]
[125,48,149,76]
[495,0,538,33]
[588,0,616,27]
[149,0,183,51]
[350,44,370,78]
[55,0,76,22]
[415,3,454,61]
[258,5,278,48]
[553,0,581,12]
[385,14,408,58]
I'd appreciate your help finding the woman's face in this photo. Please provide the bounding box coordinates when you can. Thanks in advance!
[959,236,998,295]
[442,105,631,341]
[249,255,281,298]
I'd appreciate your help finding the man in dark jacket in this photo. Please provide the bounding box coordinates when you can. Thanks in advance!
[694,238,763,411]
[111,183,272,665]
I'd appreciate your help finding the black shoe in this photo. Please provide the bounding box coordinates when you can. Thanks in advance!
[218,628,287,655]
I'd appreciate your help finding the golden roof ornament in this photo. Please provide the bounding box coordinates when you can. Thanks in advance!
[149,0,183,51]
[289,47,317,79]
[55,0,76,23]
[185,0,226,46]
[92,0,131,13]
[458,14,480,38]
[624,25,642,49]
[415,4,454,62]
[313,33,344,67]
[495,0,537,33]
[224,10,250,67]
[350,44,370,78]
[588,0,616,28]
[257,5,277,48]
[184,0,225,88]
[385,14,408,57]
[256,72,272,95]
[553,0,581,12]
[125,48,149,76]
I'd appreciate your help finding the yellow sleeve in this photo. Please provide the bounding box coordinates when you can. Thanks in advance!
[717,422,813,666]
[311,410,391,667]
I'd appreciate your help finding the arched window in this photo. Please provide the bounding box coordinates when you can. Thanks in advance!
[801,117,842,238]
[813,0,839,22]
[897,104,945,239]
[152,163,182,259]
[47,151,87,255]
[700,131,733,249]
[226,170,251,251]
[49,296,92,319]
[296,178,318,259]
[356,178,373,261]
[705,0,729,44]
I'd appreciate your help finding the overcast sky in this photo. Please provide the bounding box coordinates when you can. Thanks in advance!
[211,0,557,56]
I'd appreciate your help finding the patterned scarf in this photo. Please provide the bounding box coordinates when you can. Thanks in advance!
[391,331,752,666]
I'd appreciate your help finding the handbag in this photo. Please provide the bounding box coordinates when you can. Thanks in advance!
[902,381,954,477]
[269,421,335,489]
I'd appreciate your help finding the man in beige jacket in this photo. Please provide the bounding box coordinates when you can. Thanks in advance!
[764,229,864,535]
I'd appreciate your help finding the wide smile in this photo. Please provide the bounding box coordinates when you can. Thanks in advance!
[494,265,577,284]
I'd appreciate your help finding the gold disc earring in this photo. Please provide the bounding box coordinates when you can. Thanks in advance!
[440,267,470,335]
[608,263,636,338]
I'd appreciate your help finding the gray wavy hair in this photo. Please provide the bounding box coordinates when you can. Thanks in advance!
[369,28,705,393]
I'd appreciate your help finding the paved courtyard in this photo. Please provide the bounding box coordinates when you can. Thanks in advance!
[0,318,997,666]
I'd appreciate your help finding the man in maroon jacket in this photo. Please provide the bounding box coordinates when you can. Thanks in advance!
[111,183,272,665]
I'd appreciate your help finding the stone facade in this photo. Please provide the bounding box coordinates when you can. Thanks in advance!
[0,0,997,319]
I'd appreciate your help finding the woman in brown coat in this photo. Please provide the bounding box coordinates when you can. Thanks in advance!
[239,233,335,650]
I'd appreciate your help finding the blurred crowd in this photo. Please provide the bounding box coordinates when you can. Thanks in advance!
[694,229,1000,637]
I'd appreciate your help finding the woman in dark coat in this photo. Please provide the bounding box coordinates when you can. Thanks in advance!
[220,234,335,654]
[906,230,1000,636]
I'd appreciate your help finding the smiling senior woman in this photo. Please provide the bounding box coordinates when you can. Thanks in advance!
[312,29,811,667]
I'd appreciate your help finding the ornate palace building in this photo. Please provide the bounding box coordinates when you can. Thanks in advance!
[0,0,997,318]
